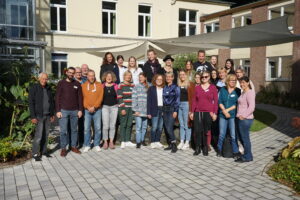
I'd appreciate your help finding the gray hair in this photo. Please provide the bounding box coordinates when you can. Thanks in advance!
[38,72,48,78]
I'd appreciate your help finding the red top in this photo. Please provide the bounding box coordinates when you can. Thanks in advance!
[191,84,218,114]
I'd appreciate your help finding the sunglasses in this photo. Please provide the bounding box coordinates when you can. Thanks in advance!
[201,76,209,79]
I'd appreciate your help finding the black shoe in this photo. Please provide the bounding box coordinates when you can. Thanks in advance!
[203,146,208,156]
[164,144,172,151]
[216,150,222,157]
[193,146,201,156]
[235,157,252,163]
[233,152,242,159]
[43,153,52,158]
[141,141,147,146]
[33,155,42,162]
[136,143,141,149]
[171,143,177,153]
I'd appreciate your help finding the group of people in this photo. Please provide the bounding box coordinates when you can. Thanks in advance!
[29,49,255,163]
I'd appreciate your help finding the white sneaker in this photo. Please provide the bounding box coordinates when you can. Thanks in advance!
[156,142,164,148]
[94,146,101,152]
[121,142,126,149]
[126,141,136,147]
[177,142,184,150]
[150,143,157,149]
[82,146,90,153]
[182,142,190,150]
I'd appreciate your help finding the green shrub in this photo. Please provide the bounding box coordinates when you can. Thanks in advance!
[173,53,197,69]
[0,137,26,163]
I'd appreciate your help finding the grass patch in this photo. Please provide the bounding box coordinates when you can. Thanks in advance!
[251,108,277,132]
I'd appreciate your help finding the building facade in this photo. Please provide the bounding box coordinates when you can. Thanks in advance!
[201,0,299,92]
[35,0,230,78]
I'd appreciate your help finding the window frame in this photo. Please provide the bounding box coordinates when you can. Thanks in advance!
[268,2,294,31]
[178,9,198,37]
[204,20,219,33]
[232,14,252,28]
[138,4,152,38]
[51,52,68,78]
[50,0,67,33]
[102,0,117,36]
[265,56,291,81]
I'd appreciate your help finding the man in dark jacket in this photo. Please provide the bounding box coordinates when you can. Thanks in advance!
[142,49,164,83]
[29,72,55,161]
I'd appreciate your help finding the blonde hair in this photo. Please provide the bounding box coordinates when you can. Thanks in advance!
[127,56,137,71]
[123,70,133,82]
[225,74,237,88]
[177,69,190,88]
[218,67,227,74]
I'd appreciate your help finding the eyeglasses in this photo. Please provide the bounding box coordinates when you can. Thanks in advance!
[201,76,209,79]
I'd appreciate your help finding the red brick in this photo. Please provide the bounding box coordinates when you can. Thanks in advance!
[218,15,232,67]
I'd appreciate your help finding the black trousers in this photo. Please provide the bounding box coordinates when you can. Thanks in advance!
[194,112,212,149]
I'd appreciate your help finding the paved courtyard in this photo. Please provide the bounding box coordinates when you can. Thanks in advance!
[1,104,300,200]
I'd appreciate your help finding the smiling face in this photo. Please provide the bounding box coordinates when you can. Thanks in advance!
[124,73,132,83]
[240,80,250,90]
[128,57,136,68]
[210,56,217,66]
[219,71,227,80]
[81,64,89,76]
[200,72,210,84]
[198,52,205,63]
[106,73,113,83]
[185,61,192,71]
[155,75,163,87]
[166,73,174,84]
[87,71,95,83]
[211,70,217,79]
[66,68,75,80]
[179,71,186,82]
[139,74,146,84]
[75,68,82,80]
[117,57,124,66]
[148,51,155,61]
[236,69,244,79]
[107,54,113,64]
[39,73,48,86]
[195,74,201,84]
[226,61,232,69]
[228,76,237,88]
[165,59,173,67]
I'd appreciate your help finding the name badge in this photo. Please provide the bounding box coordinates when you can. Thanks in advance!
[230,94,235,97]
[205,89,209,92]
[74,86,78,89]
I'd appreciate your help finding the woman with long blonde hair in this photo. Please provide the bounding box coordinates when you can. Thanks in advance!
[128,56,143,85]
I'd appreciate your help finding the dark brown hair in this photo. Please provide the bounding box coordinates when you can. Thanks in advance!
[151,74,165,87]
[102,52,115,65]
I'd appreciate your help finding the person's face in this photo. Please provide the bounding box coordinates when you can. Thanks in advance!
[165,59,172,67]
[87,72,95,83]
[211,71,217,79]
[185,62,192,70]
[211,57,217,65]
[166,74,174,84]
[155,76,163,86]
[39,74,48,86]
[124,73,132,82]
[201,73,210,84]
[228,77,237,88]
[139,75,146,84]
[219,71,227,80]
[226,61,232,69]
[117,58,124,66]
[240,80,249,90]
[195,75,201,84]
[75,68,82,79]
[179,71,186,82]
[106,74,112,83]
[81,64,89,75]
[66,69,75,79]
[148,52,155,61]
[129,58,136,68]
[236,70,243,79]
[107,54,113,63]
[198,52,205,63]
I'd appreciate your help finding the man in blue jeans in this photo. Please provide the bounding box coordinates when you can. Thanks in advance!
[56,67,83,157]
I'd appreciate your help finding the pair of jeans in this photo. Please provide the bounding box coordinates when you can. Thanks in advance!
[151,107,163,143]
[84,109,102,147]
[119,107,133,142]
[102,105,118,140]
[238,119,254,161]
[135,116,148,143]
[32,115,50,156]
[178,102,191,142]
[59,110,78,149]
[163,106,176,143]
[217,117,239,153]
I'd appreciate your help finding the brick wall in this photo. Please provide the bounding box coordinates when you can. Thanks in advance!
[250,5,268,92]
[218,15,232,67]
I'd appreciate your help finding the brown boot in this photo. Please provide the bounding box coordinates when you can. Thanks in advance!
[71,147,81,154]
[60,148,67,157]
[109,141,115,149]
[103,141,108,150]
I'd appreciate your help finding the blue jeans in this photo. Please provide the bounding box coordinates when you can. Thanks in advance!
[163,106,176,143]
[84,109,102,147]
[238,119,254,161]
[217,117,239,153]
[59,109,78,149]
[178,102,191,142]
[151,107,163,143]
[135,116,148,143]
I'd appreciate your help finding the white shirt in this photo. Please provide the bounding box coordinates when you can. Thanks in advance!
[157,87,163,106]
[118,66,127,83]
[129,67,143,85]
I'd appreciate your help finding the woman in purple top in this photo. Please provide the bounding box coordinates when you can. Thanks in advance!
[190,71,218,156]
[235,76,255,163]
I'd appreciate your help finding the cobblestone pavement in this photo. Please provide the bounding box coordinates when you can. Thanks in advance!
[1,104,300,200]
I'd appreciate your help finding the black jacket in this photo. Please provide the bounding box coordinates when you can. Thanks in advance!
[142,60,164,83]
[100,63,118,82]
[29,83,55,119]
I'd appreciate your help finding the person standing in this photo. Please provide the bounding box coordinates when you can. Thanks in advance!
[211,69,219,86]
[235,76,255,163]
[193,50,213,73]
[224,59,235,74]
[142,49,164,84]
[81,64,89,83]
[147,74,165,149]
[74,67,84,84]
[210,55,218,69]
[184,60,195,81]
[101,72,119,150]
[128,56,143,85]
[235,67,255,92]
[163,72,180,153]
[100,52,118,81]
[132,73,149,148]
[190,71,218,156]
[217,74,241,158]
[162,55,178,85]
[216,67,228,90]
[177,70,192,151]
[29,73,55,161]
[118,71,136,148]
[82,70,104,153]
[116,55,127,84]
[56,67,83,157]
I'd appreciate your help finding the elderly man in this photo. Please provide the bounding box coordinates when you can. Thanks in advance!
[81,64,89,83]
[29,73,55,161]
[74,67,84,84]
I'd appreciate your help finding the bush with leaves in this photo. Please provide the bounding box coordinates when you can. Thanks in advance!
[173,53,197,70]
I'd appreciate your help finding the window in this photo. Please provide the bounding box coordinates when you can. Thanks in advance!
[178,9,197,37]
[232,14,252,28]
[269,4,294,31]
[204,22,219,33]
[138,5,151,37]
[50,0,67,31]
[51,53,67,78]
[102,1,116,35]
